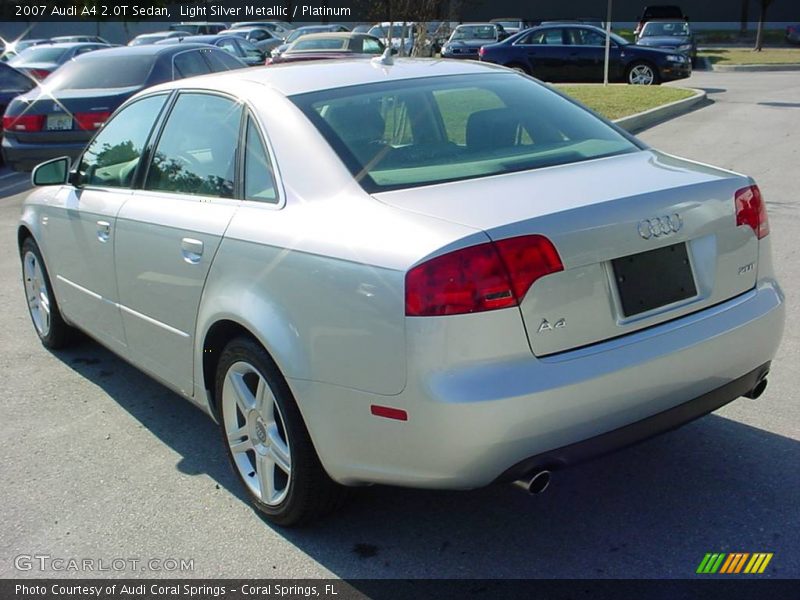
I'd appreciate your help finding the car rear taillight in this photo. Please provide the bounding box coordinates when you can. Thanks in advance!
[478,47,485,57]
[2,114,45,132]
[405,235,563,317]
[27,68,52,80]
[735,185,769,240]
[75,111,111,131]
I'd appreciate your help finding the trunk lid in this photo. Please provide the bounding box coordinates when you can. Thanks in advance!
[375,150,759,355]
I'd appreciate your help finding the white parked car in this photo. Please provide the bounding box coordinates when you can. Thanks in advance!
[19,59,784,525]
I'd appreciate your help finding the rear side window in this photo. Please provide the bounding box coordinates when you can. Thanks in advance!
[77,95,167,188]
[144,93,242,198]
[204,49,246,71]
[173,50,211,78]
[0,65,35,92]
[244,118,278,203]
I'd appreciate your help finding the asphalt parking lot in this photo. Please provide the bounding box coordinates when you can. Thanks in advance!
[0,70,798,580]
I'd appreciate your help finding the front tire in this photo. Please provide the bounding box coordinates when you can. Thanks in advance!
[627,62,660,85]
[216,336,348,526]
[20,237,75,349]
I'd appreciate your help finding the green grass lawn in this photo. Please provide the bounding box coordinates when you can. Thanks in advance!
[555,85,696,121]
[700,48,800,65]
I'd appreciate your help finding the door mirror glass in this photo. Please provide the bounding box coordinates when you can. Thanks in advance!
[32,156,70,186]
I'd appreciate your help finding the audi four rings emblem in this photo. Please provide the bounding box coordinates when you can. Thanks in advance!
[638,214,683,239]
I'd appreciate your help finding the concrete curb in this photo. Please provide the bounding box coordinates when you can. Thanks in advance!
[710,63,800,72]
[614,88,707,133]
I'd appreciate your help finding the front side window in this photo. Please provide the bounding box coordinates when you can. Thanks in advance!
[144,93,242,198]
[77,94,167,188]
[292,73,639,192]
[568,29,607,46]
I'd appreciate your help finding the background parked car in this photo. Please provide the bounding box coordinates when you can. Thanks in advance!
[168,22,228,35]
[50,35,111,45]
[1,38,50,62]
[128,31,183,46]
[268,33,384,65]
[220,27,284,53]
[9,42,110,80]
[156,34,267,66]
[1,44,246,171]
[490,18,536,35]
[479,24,690,85]
[786,24,800,44]
[0,62,37,163]
[634,5,688,36]
[271,25,350,59]
[442,23,508,60]
[230,21,294,38]
[636,19,697,65]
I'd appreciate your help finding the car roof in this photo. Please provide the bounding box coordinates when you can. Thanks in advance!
[25,42,105,49]
[455,23,497,28]
[83,43,215,57]
[147,57,510,97]
[294,32,373,40]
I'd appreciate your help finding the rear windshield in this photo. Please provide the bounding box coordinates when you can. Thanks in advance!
[292,38,347,51]
[13,46,69,63]
[291,73,640,192]
[45,55,154,90]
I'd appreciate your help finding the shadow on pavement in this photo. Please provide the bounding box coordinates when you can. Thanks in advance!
[56,338,800,579]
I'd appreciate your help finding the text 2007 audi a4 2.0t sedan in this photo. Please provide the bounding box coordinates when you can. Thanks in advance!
[18,59,784,525]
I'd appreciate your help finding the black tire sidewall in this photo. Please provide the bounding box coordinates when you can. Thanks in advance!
[20,237,71,349]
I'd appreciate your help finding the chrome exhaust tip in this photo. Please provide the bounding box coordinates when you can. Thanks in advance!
[512,470,551,495]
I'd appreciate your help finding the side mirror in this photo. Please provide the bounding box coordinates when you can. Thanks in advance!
[31,156,70,186]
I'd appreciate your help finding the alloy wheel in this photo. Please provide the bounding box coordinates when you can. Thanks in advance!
[222,361,292,506]
[23,250,51,337]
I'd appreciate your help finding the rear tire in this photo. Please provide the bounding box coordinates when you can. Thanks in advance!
[20,237,75,349]
[216,336,349,526]
[626,61,660,85]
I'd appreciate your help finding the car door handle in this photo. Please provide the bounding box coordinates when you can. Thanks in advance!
[181,238,204,264]
[97,220,111,243]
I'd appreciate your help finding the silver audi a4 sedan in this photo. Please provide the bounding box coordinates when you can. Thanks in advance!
[19,59,784,525]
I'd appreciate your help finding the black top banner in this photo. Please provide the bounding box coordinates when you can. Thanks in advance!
[0,0,798,23]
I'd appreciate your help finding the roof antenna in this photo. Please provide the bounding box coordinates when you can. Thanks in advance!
[372,47,394,66]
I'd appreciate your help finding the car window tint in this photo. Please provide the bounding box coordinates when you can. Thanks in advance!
[568,29,606,46]
[238,39,263,59]
[145,93,242,198]
[204,49,245,71]
[244,118,278,203]
[433,87,533,146]
[527,29,564,45]
[173,51,211,78]
[77,94,167,188]
[361,37,383,54]
[217,38,239,55]
[0,65,35,91]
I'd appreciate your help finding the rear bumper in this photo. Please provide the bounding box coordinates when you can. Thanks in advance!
[496,361,770,482]
[292,279,784,489]
[2,136,87,172]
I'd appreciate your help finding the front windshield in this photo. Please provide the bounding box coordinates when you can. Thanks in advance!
[452,25,497,41]
[291,73,639,193]
[641,21,690,37]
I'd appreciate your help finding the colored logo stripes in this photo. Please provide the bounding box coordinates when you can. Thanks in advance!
[696,552,773,574]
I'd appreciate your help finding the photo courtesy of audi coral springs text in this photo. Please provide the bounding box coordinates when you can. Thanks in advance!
[18,58,784,525]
